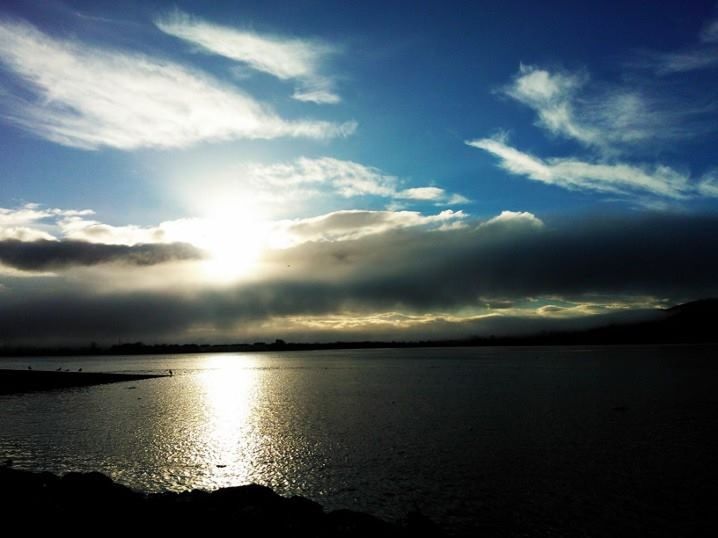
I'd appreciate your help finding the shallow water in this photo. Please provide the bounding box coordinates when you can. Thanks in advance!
[1,345,717,536]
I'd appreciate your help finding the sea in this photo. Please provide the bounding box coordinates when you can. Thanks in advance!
[1,345,717,536]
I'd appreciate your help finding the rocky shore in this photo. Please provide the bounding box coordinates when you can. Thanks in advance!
[0,466,442,536]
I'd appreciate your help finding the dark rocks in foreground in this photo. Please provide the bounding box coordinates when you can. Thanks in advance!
[0,369,166,394]
[0,466,442,536]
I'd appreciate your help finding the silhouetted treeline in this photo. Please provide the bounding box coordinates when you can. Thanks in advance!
[1,299,716,357]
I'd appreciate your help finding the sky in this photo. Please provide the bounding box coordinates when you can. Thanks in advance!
[1,0,718,344]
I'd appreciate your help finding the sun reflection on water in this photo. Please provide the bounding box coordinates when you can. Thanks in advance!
[199,355,263,488]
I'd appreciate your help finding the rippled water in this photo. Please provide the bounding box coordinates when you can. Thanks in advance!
[1,346,717,536]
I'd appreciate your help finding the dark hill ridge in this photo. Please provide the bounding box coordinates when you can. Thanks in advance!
[549,298,718,345]
[0,466,442,536]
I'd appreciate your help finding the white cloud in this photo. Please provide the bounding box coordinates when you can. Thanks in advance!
[505,65,596,145]
[480,210,544,229]
[467,137,691,199]
[4,201,469,261]
[504,65,701,152]
[59,216,170,245]
[0,227,54,241]
[0,203,95,241]
[156,11,340,104]
[275,209,467,244]
[0,18,354,150]
[292,85,340,105]
[0,205,198,247]
[649,48,718,74]
[505,65,600,147]
[629,19,718,74]
[698,170,718,197]
[241,157,468,205]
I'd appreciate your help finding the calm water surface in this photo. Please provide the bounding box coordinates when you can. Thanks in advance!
[1,346,717,536]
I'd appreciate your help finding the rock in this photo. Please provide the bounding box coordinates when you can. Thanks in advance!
[0,467,443,536]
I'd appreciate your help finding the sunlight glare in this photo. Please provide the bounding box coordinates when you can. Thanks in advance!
[200,355,262,486]
[188,203,270,282]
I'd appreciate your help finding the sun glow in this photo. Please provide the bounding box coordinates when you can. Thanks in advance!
[201,216,268,282]
[175,204,271,282]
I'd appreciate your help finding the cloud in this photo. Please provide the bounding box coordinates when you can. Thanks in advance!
[631,18,718,74]
[698,170,718,197]
[466,137,690,200]
[0,239,204,272]
[275,209,467,244]
[505,65,595,145]
[0,203,95,241]
[480,210,544,229]
[241,157,468,205]
[0,18,354,149]
[648,48,718,74]
[156,10,340,104]
[1,212,717,343]
[0,227,54,241]
[701,19,718,43]
[617,17,718,75]
[219,212,718,310]
[503,65,702,151]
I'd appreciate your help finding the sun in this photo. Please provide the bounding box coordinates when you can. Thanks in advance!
[175,204,270,283]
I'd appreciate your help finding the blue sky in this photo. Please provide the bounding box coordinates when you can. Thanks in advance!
[1,1,718,343]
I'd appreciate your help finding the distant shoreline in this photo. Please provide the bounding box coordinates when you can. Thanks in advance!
[1,335,716,358]
[1,338,717,358]
[1,298,716,357]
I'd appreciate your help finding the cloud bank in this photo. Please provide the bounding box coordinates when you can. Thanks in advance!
[0,239,203,271]
[1,211,717,343]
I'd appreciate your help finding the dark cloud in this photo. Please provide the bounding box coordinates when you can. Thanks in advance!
[0,239,204,271]
[269,212,718,307]
[1,213,717,343]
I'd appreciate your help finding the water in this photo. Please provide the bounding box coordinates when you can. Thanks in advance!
[1,345,717,536]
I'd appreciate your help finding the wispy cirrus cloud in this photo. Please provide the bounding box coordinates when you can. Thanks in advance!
[472,57,718,204]
[0,18,354,150]
[504,64,703,152]
[467,136,691,200]
[632,18,718,74]
[156,10,340,104]
[701,19,718,43]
